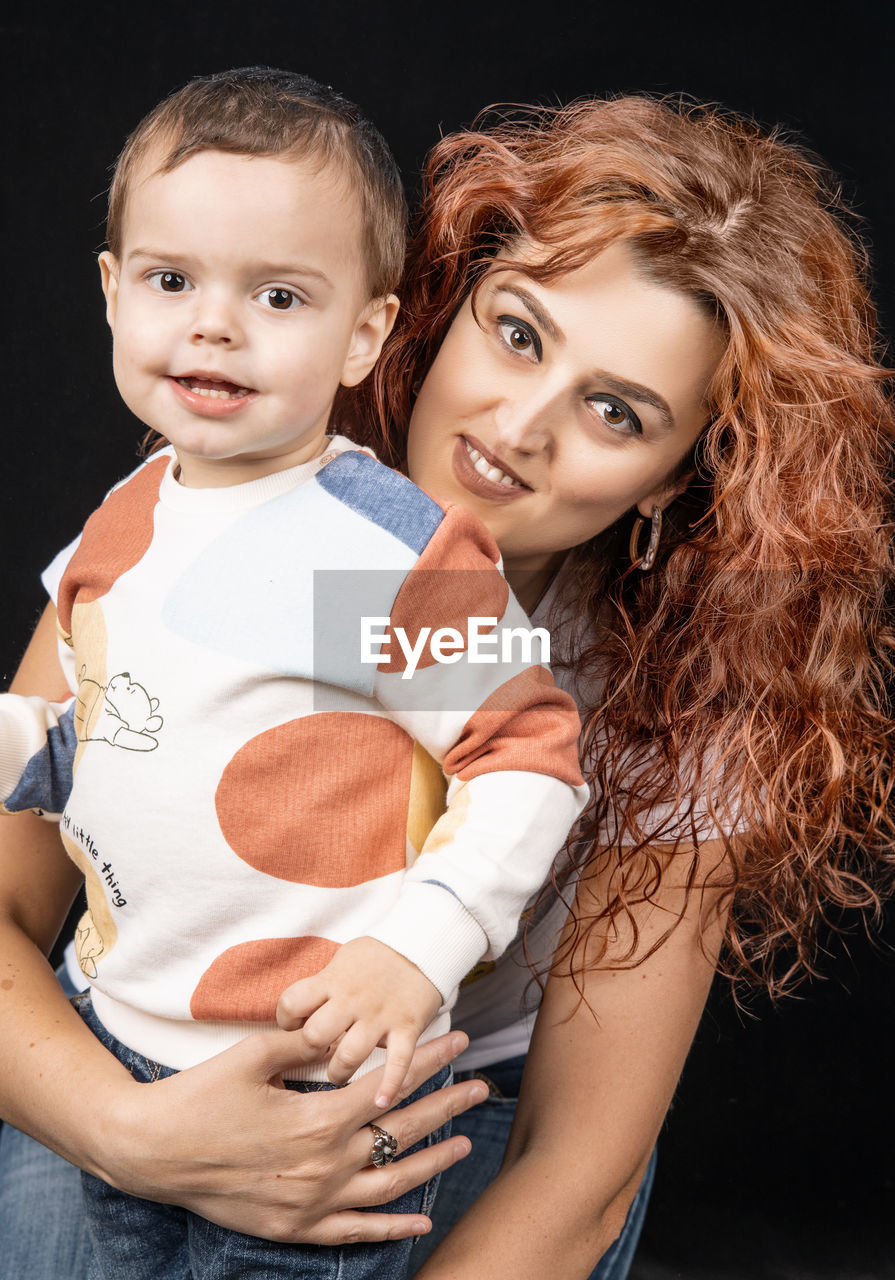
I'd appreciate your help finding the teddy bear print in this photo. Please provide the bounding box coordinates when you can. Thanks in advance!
[74,670,164,751]
[75,914,106,979]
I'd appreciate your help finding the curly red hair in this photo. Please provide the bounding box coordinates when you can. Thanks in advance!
[343,96,895,997]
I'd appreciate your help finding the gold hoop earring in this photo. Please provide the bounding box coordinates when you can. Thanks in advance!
[629,505,663,572]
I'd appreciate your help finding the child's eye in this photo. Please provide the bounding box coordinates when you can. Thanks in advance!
[147,271,191,293]
[586,397,643,436]
[258,288,301,311]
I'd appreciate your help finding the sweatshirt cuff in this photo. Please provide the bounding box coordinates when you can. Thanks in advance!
[0,696,48,803]
[366,880,489,1003]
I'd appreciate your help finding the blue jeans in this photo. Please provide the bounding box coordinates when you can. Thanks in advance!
[0,1005,654,1279]
[408,1054,656,1278]
[74,993,449,1280]
[0,1123,92,1280]
[0,960,92,1280]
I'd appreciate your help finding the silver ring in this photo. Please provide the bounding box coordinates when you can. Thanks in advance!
[368,1123,399,1167]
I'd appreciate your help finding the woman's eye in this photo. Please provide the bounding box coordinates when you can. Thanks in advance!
[588,397,643,435]
[259,288,300,311]
[147,271,190,293]
[497,316,542,360]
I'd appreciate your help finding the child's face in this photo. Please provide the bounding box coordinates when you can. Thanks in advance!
[99,150,397,487]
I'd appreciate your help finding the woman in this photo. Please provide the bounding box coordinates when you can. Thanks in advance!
[347,96,895,1275]
[1,96,892,1279]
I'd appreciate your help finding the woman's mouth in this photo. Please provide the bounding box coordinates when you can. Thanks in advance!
[451,436,530,503]
[464,439,526,487]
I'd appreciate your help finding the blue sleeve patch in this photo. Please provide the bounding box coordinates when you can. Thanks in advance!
[5,705,77,814]
[422,879,464,903]
[315,452,443,554]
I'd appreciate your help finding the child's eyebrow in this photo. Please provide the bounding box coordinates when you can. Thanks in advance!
[245,261,335,288]
[126,247,187,266]
[125,248,334,288]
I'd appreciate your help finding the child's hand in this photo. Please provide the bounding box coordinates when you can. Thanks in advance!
[276,938,443,1109]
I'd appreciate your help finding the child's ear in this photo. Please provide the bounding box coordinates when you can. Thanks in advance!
[98,252,120,328]
[340,294,400,388]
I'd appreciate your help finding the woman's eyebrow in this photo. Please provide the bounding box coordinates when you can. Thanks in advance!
[498,285,563,343]
[596,373,676,432]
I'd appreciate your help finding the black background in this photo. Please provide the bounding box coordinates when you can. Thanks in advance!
[3,4,893,1276]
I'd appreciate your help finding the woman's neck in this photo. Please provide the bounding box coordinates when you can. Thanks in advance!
[503,552,566,614]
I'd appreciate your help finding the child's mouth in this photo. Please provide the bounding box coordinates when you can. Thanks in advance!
[175,376,254,400]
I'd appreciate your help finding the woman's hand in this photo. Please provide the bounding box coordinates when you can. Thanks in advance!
[100,1027,486,1243]
[0,604,487,1245]
[0,803,485,1245]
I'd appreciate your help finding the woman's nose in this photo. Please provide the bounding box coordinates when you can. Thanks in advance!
[492,392,556,455]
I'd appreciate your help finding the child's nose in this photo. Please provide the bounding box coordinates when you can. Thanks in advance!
[193,330,231,344]
[190,291,243,346]
[191,321,236,345]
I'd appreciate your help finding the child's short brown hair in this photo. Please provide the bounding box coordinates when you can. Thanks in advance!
[106,66,406,298]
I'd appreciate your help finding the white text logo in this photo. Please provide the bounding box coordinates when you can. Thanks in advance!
[360,617,550,679]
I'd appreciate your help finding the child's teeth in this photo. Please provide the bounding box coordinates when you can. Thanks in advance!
[185,383,250,399]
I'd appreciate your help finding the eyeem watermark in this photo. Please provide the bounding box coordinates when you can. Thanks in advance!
[361,617,551,679]
[311,569,553,711]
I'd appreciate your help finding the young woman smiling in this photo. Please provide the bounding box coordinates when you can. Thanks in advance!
[343,95,895,1277]
[0,96,892,1280]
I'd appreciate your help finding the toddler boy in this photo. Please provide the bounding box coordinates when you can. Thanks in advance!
[0,68,586,1275]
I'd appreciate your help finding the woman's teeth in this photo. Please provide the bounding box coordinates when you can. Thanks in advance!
[464,441,524,488]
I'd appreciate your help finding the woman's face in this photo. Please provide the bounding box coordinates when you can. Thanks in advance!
[407,241,723,582]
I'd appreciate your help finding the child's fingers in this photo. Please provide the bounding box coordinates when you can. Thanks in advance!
[326,1021,377,1086]
[374,1028,418,1110]
[276,976,327,1030]
[298,1001,352,1055]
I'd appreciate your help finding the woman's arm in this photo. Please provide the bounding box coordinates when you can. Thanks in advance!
[0,604,487,1244]
[415,841,729,1277]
